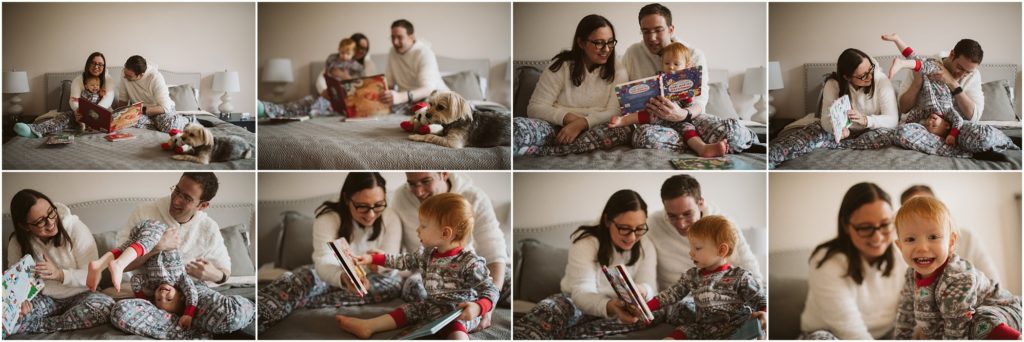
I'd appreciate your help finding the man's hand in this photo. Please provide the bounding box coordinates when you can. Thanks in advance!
[154,226,180,252]
[178,315,193,329]
[647,96,687,121]
[929,63,958,89]
[382,90,399,105]
[457,301,482,321]
[555,119,587,145]
[34,255,64,283]
[186,259,223,282]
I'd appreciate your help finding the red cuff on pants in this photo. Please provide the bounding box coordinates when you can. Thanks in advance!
[134,291,147,299]
[902,47,914,58]
[183,305,196,317]
[438,320,468,337]
[682,130,699,141]
[987,322,1021,339]
[388,308,408,328]
[637,110,650,124]
[475,298,493,315]
[913,60,922,72]
[111,248,122,258]
[129,241,146,256]
[670,329,686,340]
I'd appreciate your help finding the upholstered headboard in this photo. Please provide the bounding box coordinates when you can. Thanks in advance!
[45,67,202,111]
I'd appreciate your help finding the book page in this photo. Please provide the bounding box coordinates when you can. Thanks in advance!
[828,95,851,143]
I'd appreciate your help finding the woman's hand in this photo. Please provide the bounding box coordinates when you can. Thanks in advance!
[555,119,587,145]
[607,298,639,324]
[34,255,64,283]
[841,127,851,140]
[847,108,868,126]
[457,301,482,321]
[647,96,687,121]
[752,311,767,339]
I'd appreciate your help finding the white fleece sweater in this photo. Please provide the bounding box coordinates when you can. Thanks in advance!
[818,73,899,135]
[393,173,508,266]
[897,55,984,122]
[117,196,231,278]
[116,63,175,114]
[315,58,378,95]
[384,40,449,94]
[621,38,710,112]
[311,210,402,289]
[559,234,656,318]
[6,203,98,299]
[646,208,762,291]
[800,248,906,340]
[69,73,116,111]
[527,59,627,129]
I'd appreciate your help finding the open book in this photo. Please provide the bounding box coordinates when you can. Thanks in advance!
[601,265,654,325]
[828,95,852,143]
[3,255,45,334]
[327,237,368,297]
[615,66,703,115]
[324,73,391,118]
[396,309,461,340]
[77,100,143,133]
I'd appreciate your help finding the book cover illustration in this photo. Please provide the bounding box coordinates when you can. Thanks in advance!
[661,66,703,102]
[828,95,852,143]
[396,309,461,340]
[3,255,44,334]
[601,265,654,325]
[670,156,734,170]
[615,66,703,115]
[327,237,368,297]
[77,100,143,133]
[45,134,73,145]
[325,74,390,118]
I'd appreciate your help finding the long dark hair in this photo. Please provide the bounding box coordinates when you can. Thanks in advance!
[83,52,106,89]
[315,172,386,242]
[811,182,895,285]
[550,14,618,87]
[571,189,647,267]
[9,189,73,259]
[826,48,875,101]
[350,33,370,65]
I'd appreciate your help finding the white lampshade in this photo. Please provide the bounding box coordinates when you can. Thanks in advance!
[768,61,784,91]
[3,71,30,94]
[263,59,294,83]
[213,71,240,93]
[742,66,766,96]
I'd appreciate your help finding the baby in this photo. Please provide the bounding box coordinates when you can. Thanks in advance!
[608,42,729,157]
[14,75,105,137]
[335,193,498,340]
[893,196,1021,339]
[326,38,365,81]
[72,75,105,131]
[614,215,766,339]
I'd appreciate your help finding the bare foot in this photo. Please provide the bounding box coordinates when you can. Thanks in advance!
[86,259,104,292]
[336,315,373,339]
[698,140,728,158]
[109,260,124,292]
[888,59,915,79]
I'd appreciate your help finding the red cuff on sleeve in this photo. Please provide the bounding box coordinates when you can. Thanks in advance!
[637,110,650,124]
[987,322,1021,339]
[682,130,699,141]
[949,127,959,138]
[670,329,686,340]
[647,297,662,311]
[913,60,922,72]
[134,291,147,299]
[371,254,386,266]
[475,298,493,315]
[759,306,767,312]
[388,307,408,328]
[902,47,914,58]
[183,305,196,317]
[128,242,146,256]
[111,248,122,258]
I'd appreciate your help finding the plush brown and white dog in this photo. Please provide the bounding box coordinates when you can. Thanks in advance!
[173,123,254,164]
[408,91,511,148]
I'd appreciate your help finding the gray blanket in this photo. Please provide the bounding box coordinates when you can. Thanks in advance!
[3,116,255,170]
[257,115,511,170]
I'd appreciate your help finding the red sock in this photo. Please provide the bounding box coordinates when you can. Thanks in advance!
[437,321,467,337]
[902,47,914,58]
[388,308,408,328]
[670,329,687,340]
[913,60,922,72]
[986,323,1020,339]
[683,130,699,141]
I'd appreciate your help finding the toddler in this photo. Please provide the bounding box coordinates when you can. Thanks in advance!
[335,193,498,340]
[14,75,105,137]
[326,38,365,81]
[893,196,1021,339]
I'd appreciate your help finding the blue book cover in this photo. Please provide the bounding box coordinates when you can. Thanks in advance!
[662,66,703,102]
[615,66,703,115]
[396,309,461,339]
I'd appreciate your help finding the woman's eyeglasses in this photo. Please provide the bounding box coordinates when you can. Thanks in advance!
[853,66,875,81]
[851,222,892,238]
[589,39,617,50]
[611,221,648,237]
[27,207,58,229]
[352,201,387,214]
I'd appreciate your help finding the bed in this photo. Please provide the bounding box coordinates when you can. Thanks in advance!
[772,55,1022,170]
[256,55,511,170]
[2,67,256,170]
[256,194,512,339]
[511,60,769,170]
[3,197,256,339]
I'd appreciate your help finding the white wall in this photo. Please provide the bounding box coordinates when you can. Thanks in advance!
[769,2,1022,119]
[769,172,1021,294]
[2,172,256,210]
[257,2,511,106]
[514,172,766,232]
[514,2,766,95]
[257,172,510,206]
[1,3,257,117]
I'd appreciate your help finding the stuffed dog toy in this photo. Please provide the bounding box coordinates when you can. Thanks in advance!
[172,123,254,164]
[408,91,511,148]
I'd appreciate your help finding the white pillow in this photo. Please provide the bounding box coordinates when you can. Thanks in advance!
[704,82,740,120]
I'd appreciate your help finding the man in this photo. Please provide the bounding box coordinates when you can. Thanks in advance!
[379,19,449,114]
[897,39,984,122]
[392,172,509,331]
[115,55,187,132]
[109,172,253,339]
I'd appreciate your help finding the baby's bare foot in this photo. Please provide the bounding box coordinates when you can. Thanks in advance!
[699,140,729,158]
[335,315,373,339]
[86,260,104,292]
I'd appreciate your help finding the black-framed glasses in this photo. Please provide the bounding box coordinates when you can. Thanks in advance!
[170,185,197,205]
[853,66,875,81]
[352,201,387,214]
[27,206,58,229]
[589,39,617,50]
[851,222,893,238]
[90,62,105,68]
[611,221,648,237]
[641,26,666,36]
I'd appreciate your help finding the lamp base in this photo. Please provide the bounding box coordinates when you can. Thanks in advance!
[5,95,24,116]
[218,92,234,114]
[767,94,776,118]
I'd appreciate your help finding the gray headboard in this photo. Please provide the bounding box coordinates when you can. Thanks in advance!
[804,55,1019,116]
[45,67,202,111]
[309,54,492,96]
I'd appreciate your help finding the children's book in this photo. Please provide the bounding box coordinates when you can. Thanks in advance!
[268,115,310,123]
[45,134,74,145]
[327,237,368,297]
[396,309,461,340]
[828,95,852,143]
[77,100,143,133]
[601,265,654,325]
[670,156,734,170]
[3,255,45,334]
[615,66,702,115]
[104,132,136,142]
[325,73,391,118]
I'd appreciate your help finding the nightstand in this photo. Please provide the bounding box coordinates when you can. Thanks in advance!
[218,112,255,133]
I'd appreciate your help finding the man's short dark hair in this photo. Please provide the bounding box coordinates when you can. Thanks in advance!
[660,174,701,201]
[952,39,983,63]
[391,19,414,35]
[900,185,934,204]
[124,55,147,75]
[638,3,672,27]
[183,172,219,202]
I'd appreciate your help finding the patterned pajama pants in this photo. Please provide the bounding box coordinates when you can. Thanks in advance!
[769,124,895,168]
[262,96,405,118]
[513,293,664,339]
[968,301,1022,339]
[118,218,166,255]
[897,121,1019,157]
[401,263,512,305]
[914,56,963,128]
[799,330,840,340]
[9,292,115,336]
[132,112,188,133]
[26,111,80,137]
[256,264,402,333]
[513,117,633,156]
[110,289,255,339]
[632,115,759,153]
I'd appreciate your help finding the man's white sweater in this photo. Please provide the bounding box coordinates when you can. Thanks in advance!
[117,196,230,278]
[116,63,176,114]
[385,40,449,94]
[647,207,762,291]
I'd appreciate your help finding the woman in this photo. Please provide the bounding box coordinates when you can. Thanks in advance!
[260,34,375,118]
[14,52,116,137]
[769,48,899,168]
[799,182,906,339]
[257,172,402,333]
[514,14,631,156]
[514,190,657,339]
[5,190,114,337]
[351,33,376,76]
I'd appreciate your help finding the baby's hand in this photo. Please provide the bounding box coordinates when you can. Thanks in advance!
[457,301,482,321]
[99,89,107,97]
[945,134,956,146]
[351,255,373,265]
[607,115,625,128]
[881,33,900,42]
[178,315,193,329]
